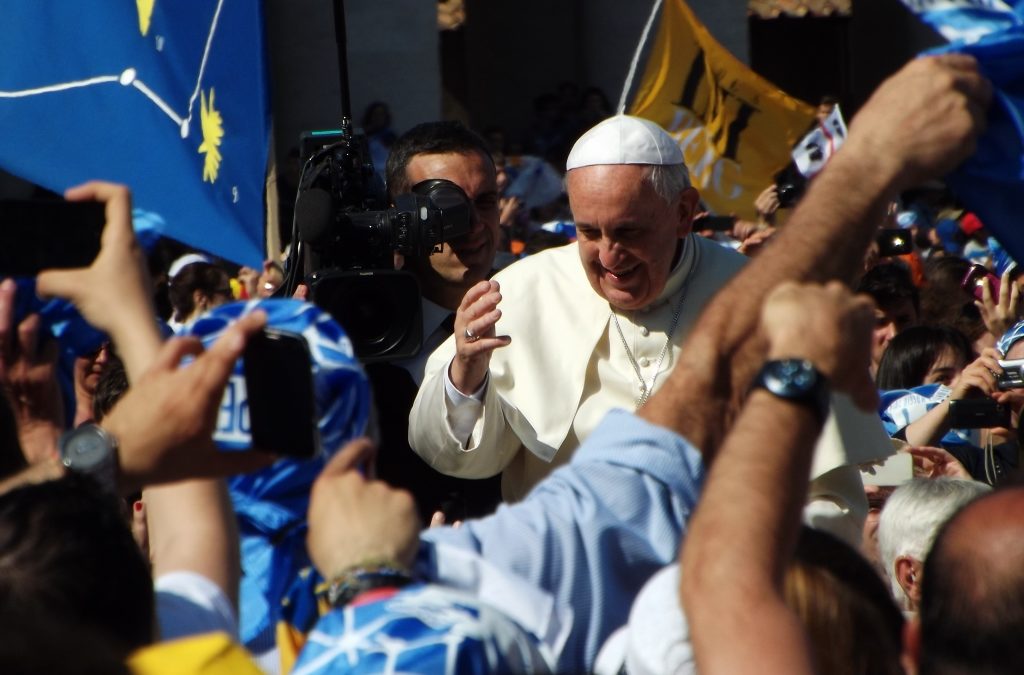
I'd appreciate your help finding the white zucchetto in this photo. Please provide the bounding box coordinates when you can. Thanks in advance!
[566,115,683,171]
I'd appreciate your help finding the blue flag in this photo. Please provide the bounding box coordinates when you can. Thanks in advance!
[898,2,1024,266]
[900,0,1024,43]
[0,1,270,266]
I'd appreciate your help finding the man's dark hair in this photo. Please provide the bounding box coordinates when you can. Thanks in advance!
[0,611,131,675]
[857,262,920,315]
[920,256,986,342]
[0,474,154,657]
[918,496,1024,675]
[384,120,494,199]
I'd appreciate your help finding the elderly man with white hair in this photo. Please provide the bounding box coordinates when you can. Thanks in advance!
[409,115,891,543]
[877,477,990,613]
[409,115,745,500]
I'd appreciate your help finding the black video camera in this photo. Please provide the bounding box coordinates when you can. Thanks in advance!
[292,122,471,363]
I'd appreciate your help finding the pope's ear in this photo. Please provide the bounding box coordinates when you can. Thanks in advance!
[677,187,700,235]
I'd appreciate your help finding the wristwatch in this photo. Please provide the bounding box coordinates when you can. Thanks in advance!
[59,423,119,493]
[751,359,830,424]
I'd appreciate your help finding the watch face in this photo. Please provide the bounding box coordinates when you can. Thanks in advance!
[63,426,112,472]
[764,360,818,393]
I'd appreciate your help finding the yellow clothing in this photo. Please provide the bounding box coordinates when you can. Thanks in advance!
[129,632,263,675]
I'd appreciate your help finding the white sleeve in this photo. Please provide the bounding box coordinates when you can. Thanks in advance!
[443,358,488,447]
[155,571,238,642]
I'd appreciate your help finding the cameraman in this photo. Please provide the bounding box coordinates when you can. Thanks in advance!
[369,121,503,522]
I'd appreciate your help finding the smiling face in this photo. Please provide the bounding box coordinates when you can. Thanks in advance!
[567,164,698,311]
[404,151,499,301]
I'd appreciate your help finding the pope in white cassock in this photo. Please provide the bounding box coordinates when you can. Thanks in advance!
[409,115,888,543]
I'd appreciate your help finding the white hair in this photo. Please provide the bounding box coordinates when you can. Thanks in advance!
[877,477,990,609]
[643,163,691,206]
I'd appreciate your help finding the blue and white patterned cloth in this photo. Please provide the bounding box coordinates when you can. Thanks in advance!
[878,383,980,446]
[999,319,1024,356]
[293,582,553,675]
[182,298,370,655]
[409,409,705,674]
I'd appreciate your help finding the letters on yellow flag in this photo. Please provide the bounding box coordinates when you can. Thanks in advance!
[629,0,815,219]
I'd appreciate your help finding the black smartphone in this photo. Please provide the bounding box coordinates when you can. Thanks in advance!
[243,328,321,459]
[696,215,737,232]
[947,398,1010,428]
[876,228,913,257]
[0,199,106,276]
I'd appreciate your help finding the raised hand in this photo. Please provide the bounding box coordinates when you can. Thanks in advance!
[0,279,63,463]
[844,54,992,192]
[975,268,1021,340]
[450,279,511,394]
[761,281,878,411]
[100,311,273,494]
[307,438,421,580]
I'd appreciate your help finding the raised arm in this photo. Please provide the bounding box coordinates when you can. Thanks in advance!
[681,281,876,675]
[144,480,241,611]
[640,55,991,454]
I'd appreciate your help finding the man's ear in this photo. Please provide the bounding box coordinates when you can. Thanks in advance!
[676,187,700,237]
[895,555,924,606]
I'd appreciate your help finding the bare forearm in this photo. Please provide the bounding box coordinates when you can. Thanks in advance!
[642,145,895,450]
[684,390,821,588]
[143,479,240,609]
[903,401,952,447]
[107,309,163,384]
[682,279,877,675]
[682,389,822,675]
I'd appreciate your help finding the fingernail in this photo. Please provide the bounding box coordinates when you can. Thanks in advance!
[133,501,143,513]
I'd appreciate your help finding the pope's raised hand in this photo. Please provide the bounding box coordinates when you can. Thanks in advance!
[450,280,511,395]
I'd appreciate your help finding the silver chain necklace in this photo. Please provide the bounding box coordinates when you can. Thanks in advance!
[611,239,700,407]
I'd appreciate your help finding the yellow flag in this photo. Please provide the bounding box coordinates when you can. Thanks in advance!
[629,0,815,219]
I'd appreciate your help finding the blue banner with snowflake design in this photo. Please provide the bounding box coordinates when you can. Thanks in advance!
[0,1,270,266]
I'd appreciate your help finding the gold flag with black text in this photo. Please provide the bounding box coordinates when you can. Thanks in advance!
[629,0,815,218]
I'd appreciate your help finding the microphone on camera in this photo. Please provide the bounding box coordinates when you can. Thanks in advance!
[295,187,335,248]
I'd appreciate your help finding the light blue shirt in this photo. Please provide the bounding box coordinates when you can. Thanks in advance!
[417,408,705,673]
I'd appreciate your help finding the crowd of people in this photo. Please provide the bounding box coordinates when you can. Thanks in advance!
[2,52,1024,674]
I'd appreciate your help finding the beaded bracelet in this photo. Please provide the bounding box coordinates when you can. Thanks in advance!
[325,563,414,608]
